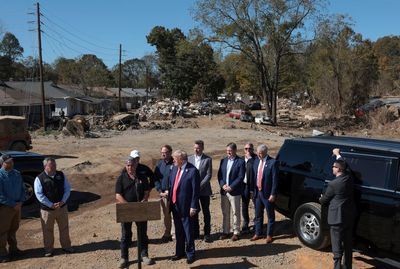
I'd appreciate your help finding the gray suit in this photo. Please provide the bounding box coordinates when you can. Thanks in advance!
[320,173,355,269]
[188,154,212,237]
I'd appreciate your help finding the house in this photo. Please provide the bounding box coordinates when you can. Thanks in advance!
[0,81,113,125]
[106,88,157,110]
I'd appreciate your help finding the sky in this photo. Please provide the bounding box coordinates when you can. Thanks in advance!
[1,0,399,68]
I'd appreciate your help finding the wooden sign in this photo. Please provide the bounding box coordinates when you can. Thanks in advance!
[116,200,161,223]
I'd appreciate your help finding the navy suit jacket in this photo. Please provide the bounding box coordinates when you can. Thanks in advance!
[217,156,245,196]
[168,162,200,217]
[253,156,278,199]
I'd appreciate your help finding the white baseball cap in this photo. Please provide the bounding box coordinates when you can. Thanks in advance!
[130,150,140,158]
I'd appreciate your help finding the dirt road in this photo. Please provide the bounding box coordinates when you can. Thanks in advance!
[1,116,396,269]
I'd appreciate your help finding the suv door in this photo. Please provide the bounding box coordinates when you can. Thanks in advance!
[340,152,399,254]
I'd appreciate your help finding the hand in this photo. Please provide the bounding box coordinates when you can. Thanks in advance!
[268,195,276,203]
[160,191,168,198]
[222,184,228,191]
[190,208,197,217]
[249,192,254,200]
[225,186,232,193]
[332,148,340,156]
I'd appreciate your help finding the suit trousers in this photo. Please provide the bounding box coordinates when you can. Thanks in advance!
[40,206,71,252]
[330,224,353,269]
[0,205,20,256]
[193,195,211,237]
[221,193,241,235]
[172,205,195,259]
[120,221,149,259]
[241,192,255,229]
[160,197,173,237]
[254,194,275,236]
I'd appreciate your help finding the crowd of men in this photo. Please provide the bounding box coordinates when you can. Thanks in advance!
[0,141,354,269]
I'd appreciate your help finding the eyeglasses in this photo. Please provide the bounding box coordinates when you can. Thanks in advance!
[244,148,252,150]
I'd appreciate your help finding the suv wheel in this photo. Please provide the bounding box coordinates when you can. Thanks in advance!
[294,202,329,249]
[22,175,36,205]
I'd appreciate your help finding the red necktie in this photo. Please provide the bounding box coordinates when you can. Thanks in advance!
[257,159,264,191]
[172,168,182,204]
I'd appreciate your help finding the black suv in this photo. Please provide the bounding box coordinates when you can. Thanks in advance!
[0,151,44,204]
[275,136,400,258]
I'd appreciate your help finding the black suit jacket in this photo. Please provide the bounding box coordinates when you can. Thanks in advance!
[320,173,355,225]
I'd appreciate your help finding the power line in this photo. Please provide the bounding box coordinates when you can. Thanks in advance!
[40,6,119,51]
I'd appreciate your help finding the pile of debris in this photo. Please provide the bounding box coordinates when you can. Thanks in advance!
[137,99,227,121]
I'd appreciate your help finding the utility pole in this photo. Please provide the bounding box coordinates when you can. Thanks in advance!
[37,2,46,130]
[118,44,122,112]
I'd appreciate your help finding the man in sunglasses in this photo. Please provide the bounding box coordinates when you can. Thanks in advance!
[320,148,355,269]
[241,143,256,234]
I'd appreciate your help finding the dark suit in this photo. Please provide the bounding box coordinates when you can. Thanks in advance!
[188,154,212,237]
[217,156,245,235]
[253,155,278,237]
[168,162,200,259]
[320,172,355,269]
[242,155,256,231]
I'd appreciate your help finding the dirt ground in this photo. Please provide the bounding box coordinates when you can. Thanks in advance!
[1,115,398,269]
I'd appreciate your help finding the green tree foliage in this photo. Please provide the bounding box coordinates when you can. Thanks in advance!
[147,26,224,100]
[0,32,24,61]
[54,57,80,84]
[194,0,322,124]
[307,15,378,114]
[373,36,400,94]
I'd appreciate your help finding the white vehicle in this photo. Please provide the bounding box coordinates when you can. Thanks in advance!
[254,113,272,125]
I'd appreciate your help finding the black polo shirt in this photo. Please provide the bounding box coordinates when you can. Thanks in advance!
[115,164,153,202]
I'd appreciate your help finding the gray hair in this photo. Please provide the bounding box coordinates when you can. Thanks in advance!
[43,157,56,166]
[257,144,268,153]
[172,149,188,161]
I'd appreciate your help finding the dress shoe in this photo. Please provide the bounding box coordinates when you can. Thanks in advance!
[170,255,185,261]
[0,255,10,263]
[250,234,263,241]
[219,233,230,240]
[266,235,273,244]
[231,234,239,241]
[119,258,128,268]
[186,256,195,264]
[142,256,155,265]
[161,235,173,243]
[204,235,212,243]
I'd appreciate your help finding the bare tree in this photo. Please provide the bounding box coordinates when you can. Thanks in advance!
[194,0,323,124]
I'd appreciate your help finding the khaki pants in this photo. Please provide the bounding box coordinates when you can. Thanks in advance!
[221,193,241,235]
[0,205,20,256]
[40,206,71,252]
[160,197,174,237]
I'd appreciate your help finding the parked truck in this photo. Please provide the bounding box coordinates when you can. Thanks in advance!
[0,116,32,151]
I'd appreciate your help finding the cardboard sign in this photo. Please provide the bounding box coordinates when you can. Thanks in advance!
[116,200,161,223]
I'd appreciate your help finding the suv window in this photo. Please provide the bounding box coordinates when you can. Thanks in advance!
[342,153,394,189]
[279,142,330,177]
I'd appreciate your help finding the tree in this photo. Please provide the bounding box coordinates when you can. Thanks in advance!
[147,26,224,100]
[76,54,112,88]
[307,15,378,113]
[54,57,80,84]
[0,32,24,61]
[194,0,322,124]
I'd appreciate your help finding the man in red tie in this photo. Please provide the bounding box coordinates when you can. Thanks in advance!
[168,150,200,264]
[250,144,279,244]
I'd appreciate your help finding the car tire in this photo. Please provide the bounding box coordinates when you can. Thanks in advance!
[22,175,36,205]
[10,141,27,151]
[293,202,330,250]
